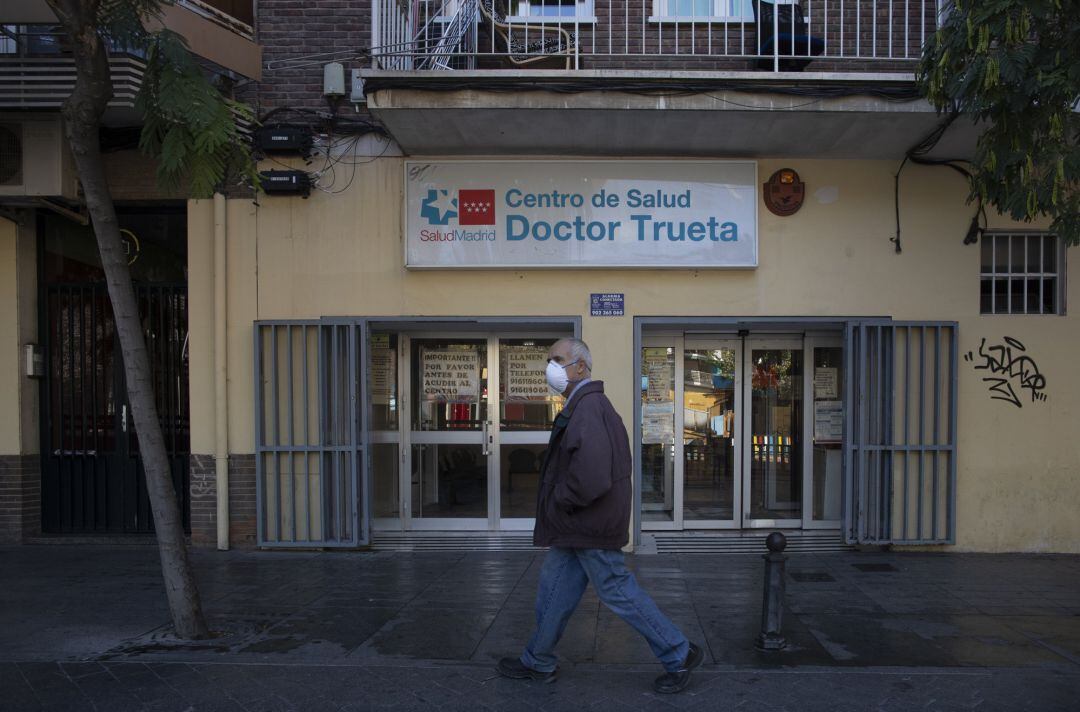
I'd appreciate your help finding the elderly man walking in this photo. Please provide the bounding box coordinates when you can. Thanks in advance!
[497,337,703,694]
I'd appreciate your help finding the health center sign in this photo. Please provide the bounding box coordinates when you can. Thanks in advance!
[405,160,757,269]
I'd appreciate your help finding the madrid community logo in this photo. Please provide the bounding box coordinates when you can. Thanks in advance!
[420,189,495,226]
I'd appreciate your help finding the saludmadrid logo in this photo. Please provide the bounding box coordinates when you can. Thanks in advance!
[418,188,497,243]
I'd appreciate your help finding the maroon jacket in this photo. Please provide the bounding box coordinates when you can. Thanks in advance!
[533,381,632,550]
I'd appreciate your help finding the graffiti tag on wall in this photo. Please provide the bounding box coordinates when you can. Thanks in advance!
[964,337,1048,408]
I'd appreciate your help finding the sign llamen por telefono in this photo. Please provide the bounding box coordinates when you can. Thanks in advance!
[405,160,758,269]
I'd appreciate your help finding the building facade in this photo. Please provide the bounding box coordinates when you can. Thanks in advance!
[1,1,1076,553]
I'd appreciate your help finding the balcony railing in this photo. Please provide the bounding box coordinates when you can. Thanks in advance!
[0,56,145,110]
[0,27,145,110]
[0,27,252,134]
[371,0,942,72]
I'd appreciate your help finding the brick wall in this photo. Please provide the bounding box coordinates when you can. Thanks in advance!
[190,454,258,548]
[0,455,40,544]
[256,0,372,112]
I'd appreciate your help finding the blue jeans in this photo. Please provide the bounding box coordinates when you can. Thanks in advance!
[520,547,689,673]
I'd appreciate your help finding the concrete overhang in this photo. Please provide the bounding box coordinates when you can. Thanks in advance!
[360,70,979,161]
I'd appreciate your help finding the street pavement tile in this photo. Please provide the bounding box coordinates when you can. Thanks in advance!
[351,608,499,660]
[66,671,145,710]
[315,586,428,607]
[7,547,1080,710]
[0,665,41,712]
[56,661,106,678]
[799,613,1077,668]
[786,591,886,615]
[405,585,514,610]
[471,605,597,665]
[248,606,400,657]
[975,604,1069,616]
[699,606,835,667]
[996,615,1080,664]
[503,588,601,611]
[0,662,1076,711]
[593,605,706,666]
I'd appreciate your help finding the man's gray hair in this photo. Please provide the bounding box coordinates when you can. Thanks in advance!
[560,337,592,372]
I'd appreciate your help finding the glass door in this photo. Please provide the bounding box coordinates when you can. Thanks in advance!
[370,332,403,530]
[640,331,842,533]
[803,334,844,529]
[682,338,742,528]
[404,335,492,530]
[378,332,569,532]
[497,337,564,530]
[742,338,804,528]
[640,338,678,527]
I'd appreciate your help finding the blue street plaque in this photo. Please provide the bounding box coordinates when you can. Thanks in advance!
[590,293,625,317]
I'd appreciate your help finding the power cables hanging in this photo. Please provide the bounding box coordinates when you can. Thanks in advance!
[891,111,982,253]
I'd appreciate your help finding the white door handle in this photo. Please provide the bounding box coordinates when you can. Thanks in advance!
[121,404,128,433]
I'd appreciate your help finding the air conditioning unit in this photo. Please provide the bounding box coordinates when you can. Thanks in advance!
[0,116,79,201]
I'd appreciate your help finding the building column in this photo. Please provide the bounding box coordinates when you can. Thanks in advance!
[0,213,40,543]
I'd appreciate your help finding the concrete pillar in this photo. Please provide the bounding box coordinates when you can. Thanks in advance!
[0,213,39,543]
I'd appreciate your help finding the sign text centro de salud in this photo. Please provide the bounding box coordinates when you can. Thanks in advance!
[405,161,758,269]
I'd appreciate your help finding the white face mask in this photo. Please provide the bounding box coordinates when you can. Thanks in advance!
[545,359,580,394]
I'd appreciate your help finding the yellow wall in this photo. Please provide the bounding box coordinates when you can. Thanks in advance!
[0,217,20,454]
[0,215,36,456]
[187,157,1078,552]
[188,199,260,455]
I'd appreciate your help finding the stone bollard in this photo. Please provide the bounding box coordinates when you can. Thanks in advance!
[755,531,788,652]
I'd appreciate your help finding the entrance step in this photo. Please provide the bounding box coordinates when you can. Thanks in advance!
[371,531,541,552]
[371,530,853,553]
[647,530,853,554]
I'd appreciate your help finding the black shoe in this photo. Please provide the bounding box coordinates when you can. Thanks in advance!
[653,642,704,694]
[496,657,558,683]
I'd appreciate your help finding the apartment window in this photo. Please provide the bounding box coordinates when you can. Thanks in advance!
[980,233,1066,315]
[512,0,594,19]
[652,0,752,20]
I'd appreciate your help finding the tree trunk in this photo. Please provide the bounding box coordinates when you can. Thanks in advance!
[47,0,210,640]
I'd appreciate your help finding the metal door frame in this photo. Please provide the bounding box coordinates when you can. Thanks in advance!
[496,334,566,531]
[802,332,845,530]
[394,330,569,532]
[399,332,493,531]
[680,335,743,530]
[742,335,804,529]
[639,334,680,530]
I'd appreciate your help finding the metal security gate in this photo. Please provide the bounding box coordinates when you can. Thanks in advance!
[41,283,190,534]
[254,320,368,547]
[844,322,958,545]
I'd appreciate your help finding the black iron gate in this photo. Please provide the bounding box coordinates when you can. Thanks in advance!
[40,283,190,534]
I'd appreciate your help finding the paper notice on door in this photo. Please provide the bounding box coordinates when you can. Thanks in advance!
[642,402,674,444]
[814,400,844,442]
[421,348,480,401]
[643,349,673,403]
[814,367,839,399]
[505,346,549,399]
[371,347,395,405]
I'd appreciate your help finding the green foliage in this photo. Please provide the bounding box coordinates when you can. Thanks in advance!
[98,0,257,197]
[918,0,1080,245]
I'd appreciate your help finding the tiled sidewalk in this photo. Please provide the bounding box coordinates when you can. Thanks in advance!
[2,545,1079,710]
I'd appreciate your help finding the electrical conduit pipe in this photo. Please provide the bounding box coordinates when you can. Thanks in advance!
[214,193,230,550]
